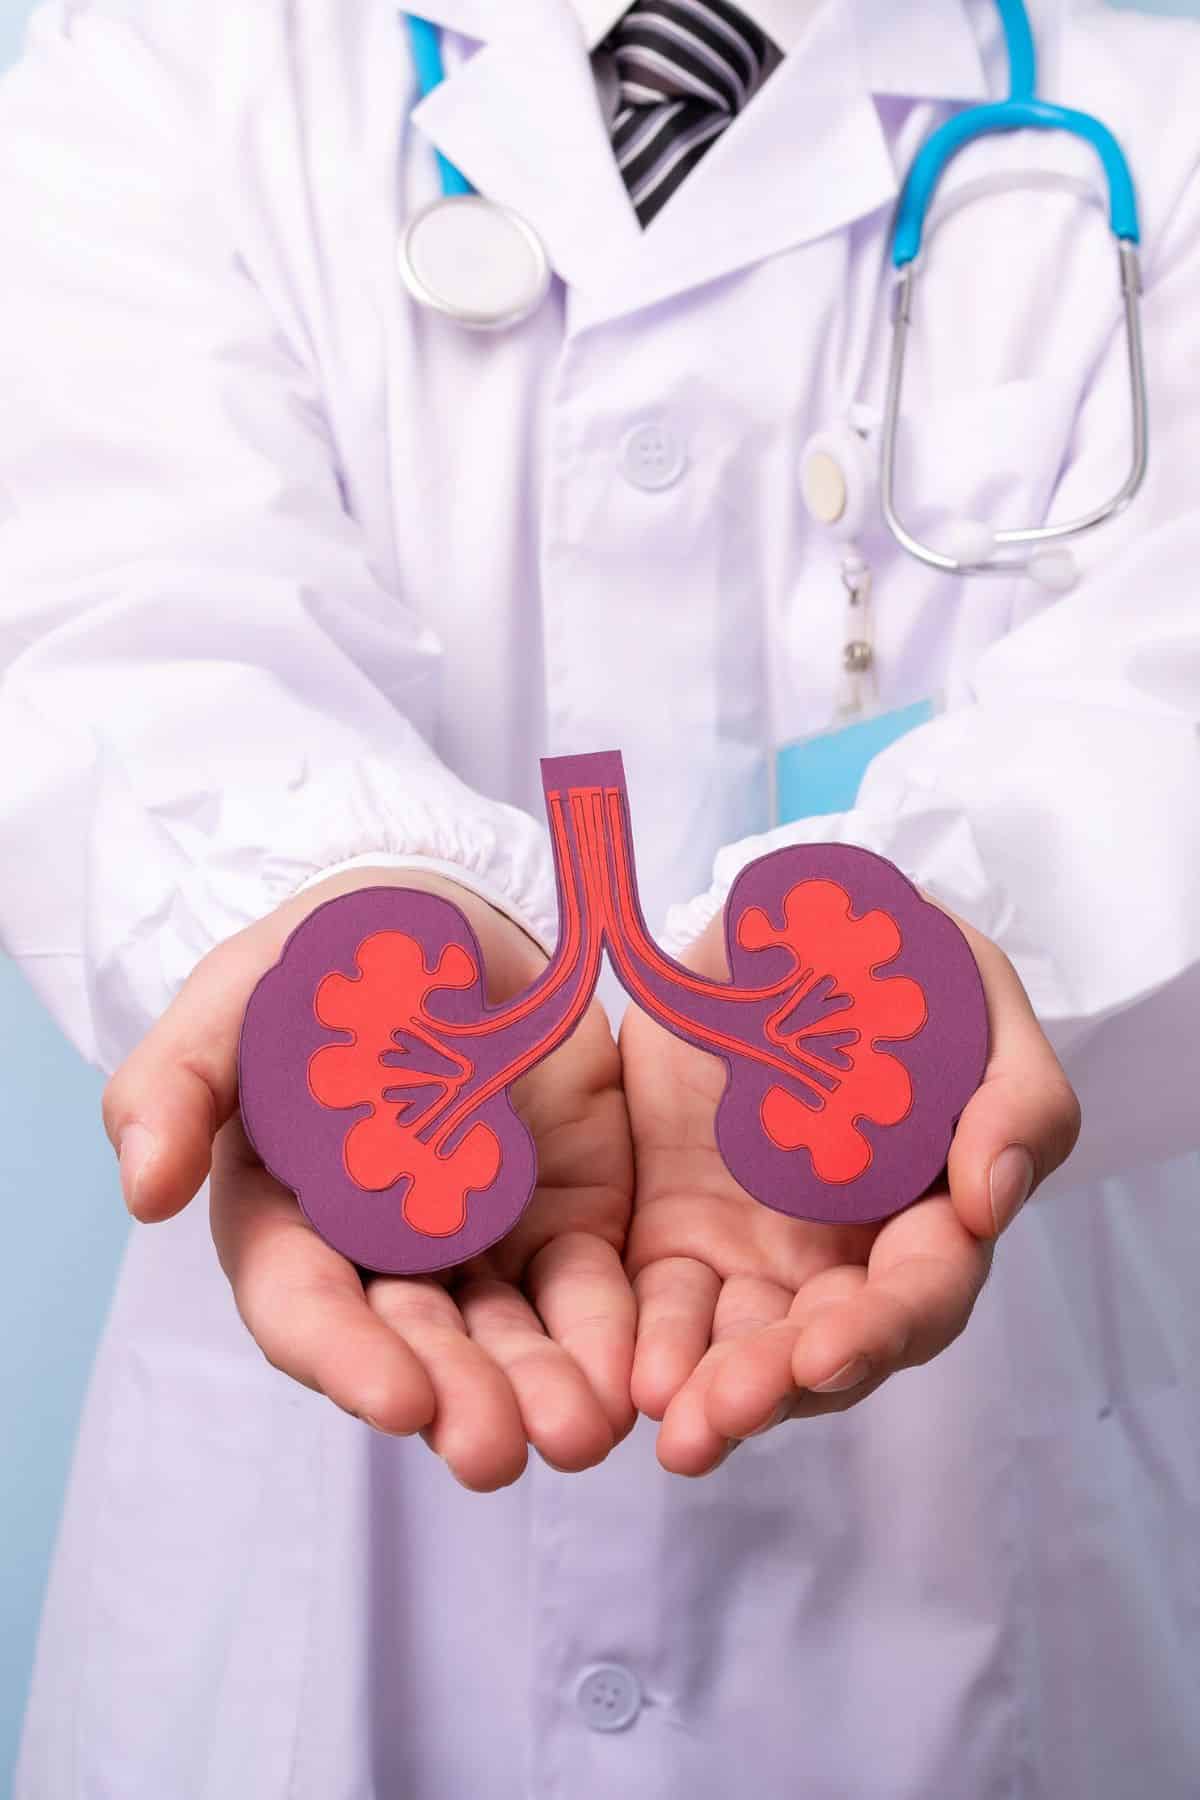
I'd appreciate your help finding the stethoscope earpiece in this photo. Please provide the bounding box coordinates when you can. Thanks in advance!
[1027,547,1079,592]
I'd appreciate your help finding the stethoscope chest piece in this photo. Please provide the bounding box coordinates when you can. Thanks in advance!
[398,195,552,330]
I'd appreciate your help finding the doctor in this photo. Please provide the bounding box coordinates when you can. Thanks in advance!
[2,0,1199,1794]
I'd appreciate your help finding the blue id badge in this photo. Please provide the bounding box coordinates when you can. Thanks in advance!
[775,698,935,823]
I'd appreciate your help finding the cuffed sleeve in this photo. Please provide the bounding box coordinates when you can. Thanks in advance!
[0,2,555,1071]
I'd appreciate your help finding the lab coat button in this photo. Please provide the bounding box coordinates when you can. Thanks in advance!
[575,1663,642,1732]
[620,422,686,490]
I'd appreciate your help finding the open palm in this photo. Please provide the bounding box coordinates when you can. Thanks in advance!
[340,994,634,1485]
[106,868,635,1494]
[620,905,1080,1476]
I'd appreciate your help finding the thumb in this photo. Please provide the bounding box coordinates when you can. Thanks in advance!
[101,928,266,1223]
[943,915,1082,1241]
[99,865,540,1224]
[100,868,410,1222]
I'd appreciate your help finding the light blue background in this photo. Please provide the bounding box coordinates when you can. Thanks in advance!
[0,0,1194,1790]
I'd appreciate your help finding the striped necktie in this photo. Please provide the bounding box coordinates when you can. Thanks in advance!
[605,0,775,228]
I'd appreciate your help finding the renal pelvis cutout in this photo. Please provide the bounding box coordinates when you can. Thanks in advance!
[238,752,988,1275]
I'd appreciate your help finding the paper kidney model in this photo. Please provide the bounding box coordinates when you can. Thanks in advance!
[238,752,988,1274]
[685,844,984,1225]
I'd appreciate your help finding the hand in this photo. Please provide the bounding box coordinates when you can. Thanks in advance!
[619,904,1081,1475]
[103,869,634,1491]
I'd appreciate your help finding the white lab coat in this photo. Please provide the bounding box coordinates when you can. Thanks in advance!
[3,0,1199,1793]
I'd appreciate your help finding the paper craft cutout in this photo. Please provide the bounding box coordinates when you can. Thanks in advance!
[238,751,988,1274]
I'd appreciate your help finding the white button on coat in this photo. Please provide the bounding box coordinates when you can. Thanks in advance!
[576,1664,642,1732]
[3,3,1200,1798]
[620,421,687,490]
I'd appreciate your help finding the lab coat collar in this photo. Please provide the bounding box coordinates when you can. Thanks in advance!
[406,0,991,98]
[402,0,1004,327]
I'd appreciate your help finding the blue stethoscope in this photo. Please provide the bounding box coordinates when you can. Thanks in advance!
[401,0,1147,585]
[878,0,1147,582]
[398,15,553,328]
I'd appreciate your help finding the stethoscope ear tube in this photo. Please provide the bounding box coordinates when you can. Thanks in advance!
[879,236,1147,585]
[875,0,1146,584]
[891,99,1141,270]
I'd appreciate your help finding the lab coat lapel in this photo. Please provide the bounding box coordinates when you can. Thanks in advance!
[859,0,988,98]
[410,0,643,298]
[583,3,898,324]
[404,0,992,327]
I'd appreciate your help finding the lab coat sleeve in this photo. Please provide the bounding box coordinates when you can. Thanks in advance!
[664,167,1200,1187]
[0,4,557,1074]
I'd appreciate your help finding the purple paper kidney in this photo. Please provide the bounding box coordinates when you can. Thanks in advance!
[238,752,989,1273]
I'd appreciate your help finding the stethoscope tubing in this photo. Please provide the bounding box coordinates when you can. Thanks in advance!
[880,0,1146,580]
[880,243,1147,580]
[399,1,1147,580]
[405,13,473,196]
[399,13,553,328]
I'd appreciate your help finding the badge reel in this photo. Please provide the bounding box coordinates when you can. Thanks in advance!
[781,413,935,825]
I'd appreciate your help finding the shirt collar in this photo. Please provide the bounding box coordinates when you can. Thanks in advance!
[572,0,827,55]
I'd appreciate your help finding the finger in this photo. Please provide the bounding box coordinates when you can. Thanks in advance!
[704,1265,867,1439]
[860,1192,992,1356]
[704,1196,991,1438]
[103,928,274,1223]
[101,864,515,1228]
[366,1275,528,1492]
[944,917,1082,1239]
[655,1275,792,1475]
[210,1120,437,1435]
[455,1273,614,1472]
[525,1232,637,1443]
[786,1197,991,1406]
[630,1256,721,1420]
[710,1273,796,1345]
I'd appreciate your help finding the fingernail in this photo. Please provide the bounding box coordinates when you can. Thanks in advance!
[811,1356,869,1395]
[989,1145,1035,1235]
[117,1123,158,1213]
[362,1415,417,1438]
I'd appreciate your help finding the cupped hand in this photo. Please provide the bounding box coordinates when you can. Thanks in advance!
[619,903,1081,1476]
[102,869,634,1491]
